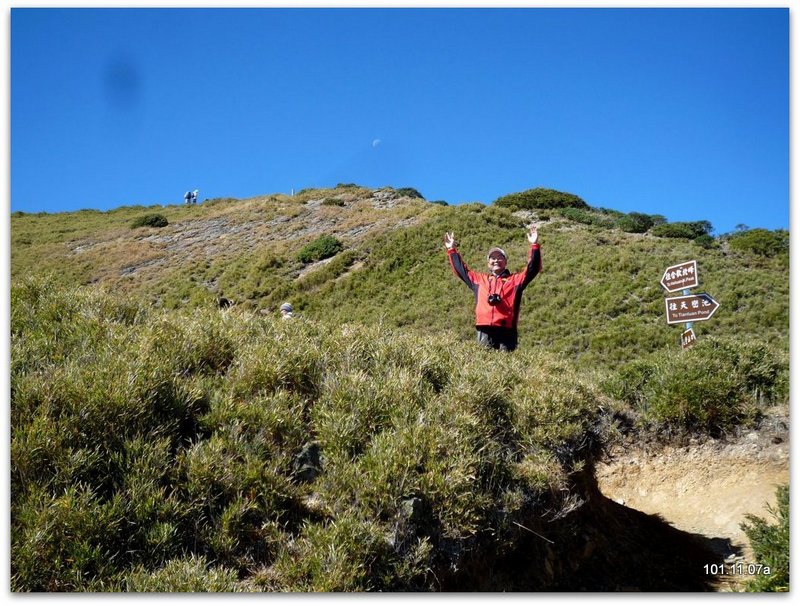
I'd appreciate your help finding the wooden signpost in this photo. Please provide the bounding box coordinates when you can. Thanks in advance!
[660,260,719,347]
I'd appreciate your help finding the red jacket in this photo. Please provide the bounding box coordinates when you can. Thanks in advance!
[447,244,542,328]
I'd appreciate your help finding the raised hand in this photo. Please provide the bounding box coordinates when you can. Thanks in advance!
[526,224,539,245]
[443,231,456,250]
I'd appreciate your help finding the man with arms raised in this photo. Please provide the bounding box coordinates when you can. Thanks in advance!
[444,224,541,352]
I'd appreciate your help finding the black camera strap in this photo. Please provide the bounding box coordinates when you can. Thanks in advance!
[489,274,507,296]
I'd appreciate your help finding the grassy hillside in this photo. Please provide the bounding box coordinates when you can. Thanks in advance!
[11,278,612,591]
[11,185,789,370]
[11,275,787,591]
[11,178,790,590]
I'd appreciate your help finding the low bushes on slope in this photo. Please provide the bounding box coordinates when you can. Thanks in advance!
[650,220,712,240]
[724,228,789,258]
[602,337,788,434]
[11,277,609,592]
[130,214,169,228]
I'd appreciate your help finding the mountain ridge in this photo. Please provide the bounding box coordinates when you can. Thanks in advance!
[11,185,789,369]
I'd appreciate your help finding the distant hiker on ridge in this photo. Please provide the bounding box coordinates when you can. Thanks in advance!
[444,224,541,352]
[184,190,192,205]
[280,302,294,320]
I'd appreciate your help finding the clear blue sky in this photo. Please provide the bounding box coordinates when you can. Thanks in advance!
[10,6,789,235]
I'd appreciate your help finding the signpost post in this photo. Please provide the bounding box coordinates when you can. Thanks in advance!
[660,260,719,347]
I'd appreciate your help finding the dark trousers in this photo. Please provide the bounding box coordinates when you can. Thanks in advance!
[476,326,518,352]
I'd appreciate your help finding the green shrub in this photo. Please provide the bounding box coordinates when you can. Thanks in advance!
[559,207,615,228]
[726,229,789,258]
[322,198,345,207]
[266,514,399,591]
[615,212,655,233]
[558,207,612,227]
[590,212,617,228]
[130,214,168,229]
[600,359,656,408]
[693,234,717,249]
[604,337,787,433]
[12,486,123,590]
[595,207,625,218]
[741,484,789,592]
[395,187,424,199]
[651,220,712,239]
[429,200,448,206]
[296,235,344,263]
[644,350,743,430]
[559,207,596,225]
[493,187,589,211]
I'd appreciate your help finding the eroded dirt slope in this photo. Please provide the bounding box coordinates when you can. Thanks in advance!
[595,413,789,589]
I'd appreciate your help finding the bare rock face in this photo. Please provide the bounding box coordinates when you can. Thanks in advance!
[292,441,322,483]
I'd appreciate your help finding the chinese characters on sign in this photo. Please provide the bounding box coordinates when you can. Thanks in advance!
[660,260,699,292]
[664,293,720,325]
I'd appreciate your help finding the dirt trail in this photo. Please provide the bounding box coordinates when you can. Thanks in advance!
[595,415,789,589]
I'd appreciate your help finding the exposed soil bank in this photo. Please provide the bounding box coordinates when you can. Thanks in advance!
[440,464,729,591]
[438,413,789,592]
[595,413,789,591]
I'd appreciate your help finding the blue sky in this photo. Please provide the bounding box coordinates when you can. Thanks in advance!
[10,6,789,235]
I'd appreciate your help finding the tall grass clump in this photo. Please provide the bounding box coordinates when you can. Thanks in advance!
[602,336,788,434]
[130,214,168,228]
[10,278,231,590]
[11,278,610,591]
[741,484,789,592]
[121,556,242,592]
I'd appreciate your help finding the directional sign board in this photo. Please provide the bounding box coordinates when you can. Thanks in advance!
[665,293,719,325]
[660,260,698,292]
